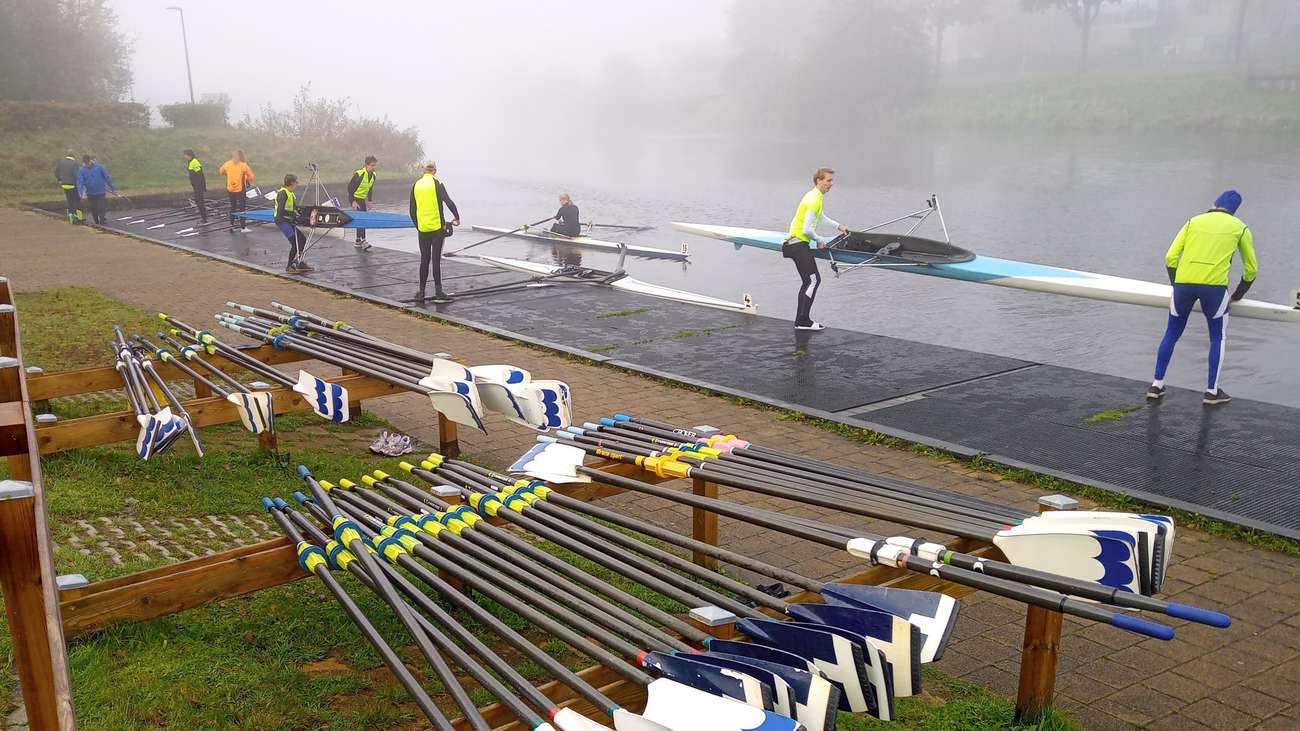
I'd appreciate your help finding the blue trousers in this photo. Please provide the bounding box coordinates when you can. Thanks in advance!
[1153,284,1229,391]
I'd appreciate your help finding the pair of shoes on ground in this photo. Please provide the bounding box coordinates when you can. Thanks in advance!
[794,321,826,331]
[414,290,453,304]
[354,239,372,251]
[286,260,314,273]
[1147,385,1231,405]
[369,430,413,457]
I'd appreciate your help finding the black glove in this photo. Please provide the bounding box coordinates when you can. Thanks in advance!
[1230,279,1253,302]
[1166,267,1177,285]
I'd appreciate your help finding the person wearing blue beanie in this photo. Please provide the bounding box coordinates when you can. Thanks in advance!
[1148,190,1257,405]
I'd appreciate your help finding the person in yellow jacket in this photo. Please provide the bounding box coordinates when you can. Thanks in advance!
[1148,190,1257,405]
[347,155,378,249]
[408,161,460,303]
[218,150,255,232]
[782,167,848,331]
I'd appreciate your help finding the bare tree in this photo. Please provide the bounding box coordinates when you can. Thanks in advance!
[1020,0,1120,74]
[1230,0,1250,67]
[924,0,989,76]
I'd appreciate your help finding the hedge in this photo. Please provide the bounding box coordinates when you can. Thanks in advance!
[158,102,229,129]
[0,102,150,133]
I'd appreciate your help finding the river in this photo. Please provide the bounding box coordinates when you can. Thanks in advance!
[361,130,1300,407]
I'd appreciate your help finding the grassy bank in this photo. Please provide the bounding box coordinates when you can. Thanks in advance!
[0,127,415,205]
[908,74,1300,131]
[0,285,1081,729]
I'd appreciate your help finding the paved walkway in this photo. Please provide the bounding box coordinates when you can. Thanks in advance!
[2,207,1298,730]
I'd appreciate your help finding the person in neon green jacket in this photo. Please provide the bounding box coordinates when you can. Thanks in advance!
[1148,190,1257,405]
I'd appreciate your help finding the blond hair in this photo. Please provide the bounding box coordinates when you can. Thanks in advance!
[813,167,834,185]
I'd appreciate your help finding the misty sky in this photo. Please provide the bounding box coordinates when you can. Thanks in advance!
[116,0,726,145]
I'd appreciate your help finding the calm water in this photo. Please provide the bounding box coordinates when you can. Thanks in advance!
[363,130,1300,407]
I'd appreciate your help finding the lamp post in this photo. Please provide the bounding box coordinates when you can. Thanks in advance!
[166,6,196,104]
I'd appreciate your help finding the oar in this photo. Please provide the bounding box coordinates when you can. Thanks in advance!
[130,340,204,457]
[261,499,455,729]
[113,327,186,459]
[584,223,654,231]
[443,216,555,257]
[145,336,274,435]
[513,441,1178,641]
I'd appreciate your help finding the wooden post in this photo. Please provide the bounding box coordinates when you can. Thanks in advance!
[191,375,212,400]
[438,413,460,459]
[256,429,278,453]
[341,366,362,416]
[691,477,719,569]
[1014,494,1076,722]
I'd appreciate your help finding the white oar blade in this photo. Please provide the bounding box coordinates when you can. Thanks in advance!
[227,392,275,434]
[822,584,958,664]
[639,678,803,731]
[610,708,674,731]
[509,442,590,483]
[788,603,918,698]
[994,526,1142,594]
[420,360,486,430]
[293,370,350,423]
[136,414,161,459]
[552,708,614,730]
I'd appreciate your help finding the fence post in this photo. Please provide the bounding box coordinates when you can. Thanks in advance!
[438,413,460,459]
[1015,494,1075,722]
[691,477,719,569]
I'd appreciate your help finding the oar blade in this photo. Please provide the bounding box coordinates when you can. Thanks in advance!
[293,370,350,423]
[638,678,803,731]
[683,653,797,717]
[738,618,874,717]
[419,359,486,431]
[509,442,590,483]
[994,526,1142,594]
[227,392,275,434]
[469,365,572,430]
[706,650,838,731]
[644,652,774,710]
[609,708,674,731]
[821,584,958,664]
[552,708,615,730]
[788,603,919,697]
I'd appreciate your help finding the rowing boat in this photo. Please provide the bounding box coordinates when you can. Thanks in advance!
[471,225,689,260]
[672,197,1300,324]
[476,255,755,313]
[237,207,413,229]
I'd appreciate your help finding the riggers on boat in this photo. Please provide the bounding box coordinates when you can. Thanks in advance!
[673,195,1300,324]
[471,225,689,260]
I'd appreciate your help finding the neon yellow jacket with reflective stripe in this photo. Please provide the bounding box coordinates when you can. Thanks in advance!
[1165,210,1257,286]
[411,173,443,233]
[787,188,823,244]
[274,187,296,223]
[352,168,375,200]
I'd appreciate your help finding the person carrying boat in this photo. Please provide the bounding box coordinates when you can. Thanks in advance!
[348,155,378,250]
[183,149,208,223]
[783,167,848,331]
[55,149,83,224]
[218,150,255,232]
[1148,190,1257,405]
[76,155,115,225]
[408,161,460,304]
[551,193,581,237]
[275,174,313,274]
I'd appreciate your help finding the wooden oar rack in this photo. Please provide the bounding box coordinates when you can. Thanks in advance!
[0,275,1066,730]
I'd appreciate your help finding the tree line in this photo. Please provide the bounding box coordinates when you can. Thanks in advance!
[0,0,132,102]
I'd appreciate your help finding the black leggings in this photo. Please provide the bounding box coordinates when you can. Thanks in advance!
[418,230,447,292]
[228,190,246,224]
[193,188,207,221]
[784,240,821,326]
[63,187,81,221]
[280,223,306,264]
[86,194,107,225]
[353,197,367,241]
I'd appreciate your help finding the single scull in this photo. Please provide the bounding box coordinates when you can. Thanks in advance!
[471,225,689,260]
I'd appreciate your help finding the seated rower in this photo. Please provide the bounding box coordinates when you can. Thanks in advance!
[551,193,581,237]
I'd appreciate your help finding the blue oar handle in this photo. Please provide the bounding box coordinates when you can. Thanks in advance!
[1165,602,1232,628]
[261,497,274,511]
[1111,612,1175,641]
[292,491,310,504]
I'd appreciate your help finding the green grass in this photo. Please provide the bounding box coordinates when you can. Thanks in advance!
[907,74,1300,132]
[835,668,1080,729]
[1083,405,1141,423]
[0,127,411,205]
[595,307,653,320]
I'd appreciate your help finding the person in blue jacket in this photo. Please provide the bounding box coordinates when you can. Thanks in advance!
[76,155,116,224]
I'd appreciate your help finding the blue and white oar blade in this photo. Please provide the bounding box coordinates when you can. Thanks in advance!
[638,678,804,731]
[822,583,959,663]
[135,413,161,459]
[994,526,1141,594]
[685,653,796,717]
[707,650,838,731]
[294,370,349,423]
[785,621,894,721]
[787,603,919,697]
[645,652,773,710]
[552,708,615,730]
[227,392,274,434]
[609,708,673,731]
[509,442,590,483]
[738,618,871,716]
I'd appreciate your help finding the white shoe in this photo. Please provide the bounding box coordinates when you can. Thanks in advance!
[239,227,252,233]
[795,321,826,331]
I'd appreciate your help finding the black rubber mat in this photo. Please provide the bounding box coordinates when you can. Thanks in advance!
[609,319,1030,412]
[862,365,1300,536]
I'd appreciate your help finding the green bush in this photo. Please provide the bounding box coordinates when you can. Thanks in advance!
[0,102,149,133]
[158,102,229,129]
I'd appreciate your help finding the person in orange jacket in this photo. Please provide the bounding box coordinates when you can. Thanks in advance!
[217,150,255,232]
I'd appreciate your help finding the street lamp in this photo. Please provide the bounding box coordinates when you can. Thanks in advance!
[166,6,196,104]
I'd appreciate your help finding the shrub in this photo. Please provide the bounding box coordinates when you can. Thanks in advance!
[158,102,229,129]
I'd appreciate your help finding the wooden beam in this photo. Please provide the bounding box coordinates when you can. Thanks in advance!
[438,413,460,459]
[691,477,719,569]
[60,538,303,637]
[35,373,403,454]
[25,344,315,401]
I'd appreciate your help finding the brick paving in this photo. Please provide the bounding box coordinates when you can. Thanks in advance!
[3,207,1299,729]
